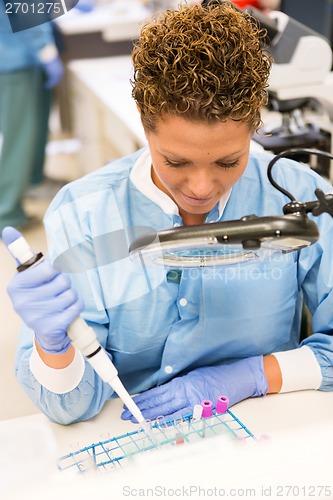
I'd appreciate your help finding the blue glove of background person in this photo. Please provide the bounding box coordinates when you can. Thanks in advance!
[121,357,268,422]
[75,0,94,12]
[42,56,64,89]
[7,259,84,354]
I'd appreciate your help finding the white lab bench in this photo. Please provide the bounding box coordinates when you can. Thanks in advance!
[68,55,146,173]
[54,1,151,132]
[2,391,333,499]
[56,1,149,38]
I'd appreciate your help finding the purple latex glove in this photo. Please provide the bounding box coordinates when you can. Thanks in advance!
[42,56,64,88]
[7,259,84,354]
[121,357,268,422]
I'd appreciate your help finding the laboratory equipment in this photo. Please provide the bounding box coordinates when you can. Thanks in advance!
[57,407,255,475]
[201,400,213,418]
[129,148,333,268]
[216,395,229,414]
[129,214,318,268]
[245,5,333,176]
[263,9,333,115]
[2,227,147,429]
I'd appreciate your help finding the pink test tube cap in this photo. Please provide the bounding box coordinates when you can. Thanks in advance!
[201,399,213,418]
[216,395,229,414]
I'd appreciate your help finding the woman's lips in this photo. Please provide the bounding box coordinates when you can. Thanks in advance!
[180,191,214,206]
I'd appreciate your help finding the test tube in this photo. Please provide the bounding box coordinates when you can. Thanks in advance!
[201,399,213,418]
[192,404,203,421]
[216,395,229,414]
[173,417,185,445]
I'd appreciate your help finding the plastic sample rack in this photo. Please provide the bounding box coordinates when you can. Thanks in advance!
[57,409,256,475]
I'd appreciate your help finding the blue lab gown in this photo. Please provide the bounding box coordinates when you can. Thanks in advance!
[15,148,333,424]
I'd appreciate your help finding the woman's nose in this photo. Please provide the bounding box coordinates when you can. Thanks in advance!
[187,171,215,198]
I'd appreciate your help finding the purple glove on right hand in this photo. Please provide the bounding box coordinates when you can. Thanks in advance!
[122,356,268,422]
[7,259,84,354]
[42,56,64,88]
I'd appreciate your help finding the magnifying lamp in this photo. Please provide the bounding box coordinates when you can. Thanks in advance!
[129,149,333,268]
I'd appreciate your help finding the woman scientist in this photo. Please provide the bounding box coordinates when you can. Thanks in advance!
[6,2,333,424]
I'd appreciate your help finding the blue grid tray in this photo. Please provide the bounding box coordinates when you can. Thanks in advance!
[57,409,256,475]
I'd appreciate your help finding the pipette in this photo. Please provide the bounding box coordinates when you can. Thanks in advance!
[2,226,149,431]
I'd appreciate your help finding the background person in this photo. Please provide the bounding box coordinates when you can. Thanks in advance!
[0,2,64,232]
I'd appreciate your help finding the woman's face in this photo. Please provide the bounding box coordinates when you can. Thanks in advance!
[145,115,253,224]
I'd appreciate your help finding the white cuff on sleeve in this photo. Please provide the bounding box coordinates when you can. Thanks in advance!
[30,343,85,394]
[38,43,58,63]
[272,346,322,393]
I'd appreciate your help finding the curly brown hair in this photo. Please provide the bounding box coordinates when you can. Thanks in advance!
[131,2,272,132]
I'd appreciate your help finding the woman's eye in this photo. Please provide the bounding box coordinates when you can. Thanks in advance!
[164,159,188,167]
[163,158,240,169]
[216,160,240,169]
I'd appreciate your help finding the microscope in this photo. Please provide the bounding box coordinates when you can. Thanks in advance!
[249,8,333,180]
